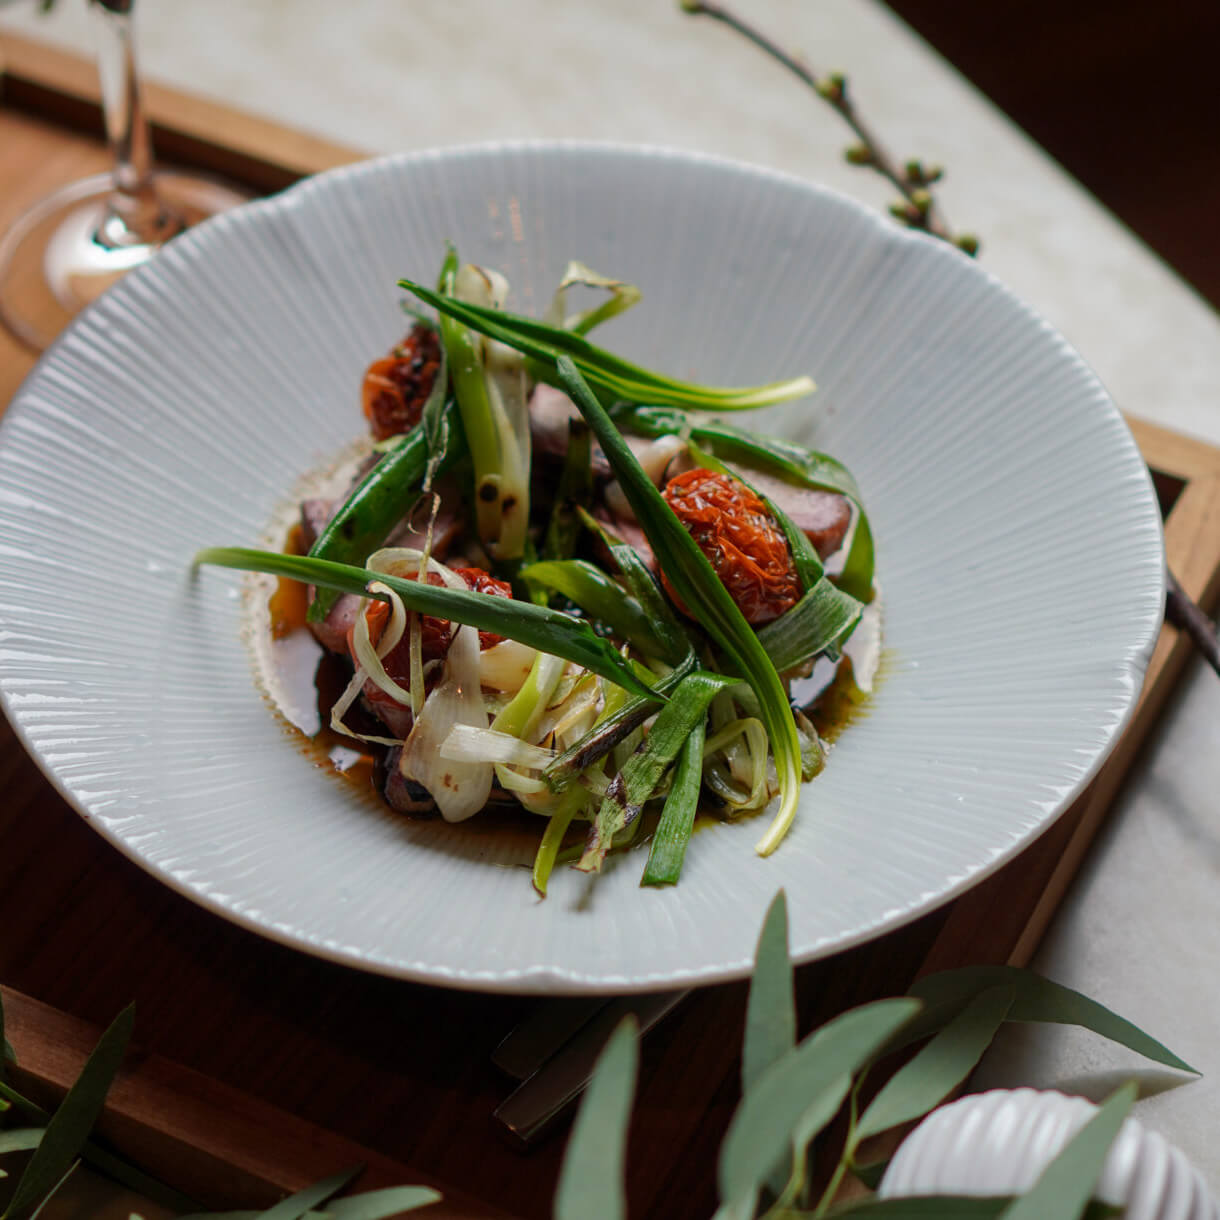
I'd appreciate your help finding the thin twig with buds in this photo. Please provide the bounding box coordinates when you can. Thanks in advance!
[680,0,979,255]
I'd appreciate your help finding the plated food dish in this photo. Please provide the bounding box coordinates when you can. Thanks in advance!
[199,248,879,894]
[0,144,1164,992]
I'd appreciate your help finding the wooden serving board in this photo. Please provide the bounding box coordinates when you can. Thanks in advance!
[2,32,1219,1220]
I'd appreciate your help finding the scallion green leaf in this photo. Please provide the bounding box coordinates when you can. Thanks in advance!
[542,418,593,561]
[639,721,706,886]
[306,400,467,622]
[521,560,661,660]
[194,548,659,704]
[555,357,806,857]
[756,579,864,673]
[400,277,815,411]
[580,669,735,872]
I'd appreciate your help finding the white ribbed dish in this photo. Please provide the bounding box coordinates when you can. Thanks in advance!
[0,144,1163,993]
[880,1089,1218,1219]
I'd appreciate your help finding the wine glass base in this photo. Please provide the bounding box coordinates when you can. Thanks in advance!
[0,171,247,352]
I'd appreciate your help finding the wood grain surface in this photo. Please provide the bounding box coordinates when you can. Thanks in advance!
[2,33,1219,1219]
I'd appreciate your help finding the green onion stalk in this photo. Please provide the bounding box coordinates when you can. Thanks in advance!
[553,357,807,858]
[435,248,531,564]
[193,548,659,704]
[399,276,815,412]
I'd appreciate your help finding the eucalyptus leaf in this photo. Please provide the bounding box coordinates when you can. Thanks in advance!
[2,1003,132,1220]
[0,1130,42,1155]
[717,998,921,1219]
[324,1185,442,1217]
[741,890,796,1097]
[906,966,1195,1073]
[999,1082,1136,1220]
[256,1165,361,1220]
[821,1198,1121,1218]
[194,548,658,704]
[854,987,1015,1144]
[850,1158,889,1191]
[553,1016,639,1220]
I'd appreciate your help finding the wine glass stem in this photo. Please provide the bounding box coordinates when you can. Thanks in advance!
[92,0,171,245]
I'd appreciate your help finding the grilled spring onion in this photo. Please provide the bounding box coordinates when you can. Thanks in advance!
[543,260,643,336]
[193,547,659,703]
[520,559,666,662]
[579,668,739,873]
[554,356,807,858]
[436,250,531,563]
[640,720,707,887]
[306,397,466,622]
[398,276,815,412]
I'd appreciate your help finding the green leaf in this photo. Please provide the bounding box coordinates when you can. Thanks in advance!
[400,277,815,411]
[0,1130,42,1154]
[999,1082,1136,1220]
[545,655,698,785]
[906,966,1195,1073]
[257,1166,362,1220]
[520,560,662,659]
[195,548,658,704]
[307,399,467,622]
[542,418,593,562]
[717,999,921,1218]
[555,358,805,859]
[850,1158,889,1190]
[825,1201,1120,1219]
[3,1004,133,1220]
[755,579,863,673]
[826,1199,1026,1218]
[577,508,692,666]
[553,1016,639,1220]
[324,1186,442,1218]
[854,987,1015,1143]
[639,720,706,886]
[580,669,735,872]
[741,891,796,1096]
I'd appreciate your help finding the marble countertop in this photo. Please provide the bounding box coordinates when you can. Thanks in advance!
[4,0,1220,1194]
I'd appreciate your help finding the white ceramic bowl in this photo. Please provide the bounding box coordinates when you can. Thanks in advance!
[0,143,1163,992]
[880,1089,1217,1220]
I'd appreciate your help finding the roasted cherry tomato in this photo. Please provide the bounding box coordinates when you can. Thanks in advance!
[361,323,443,441]
[661,468,800,626]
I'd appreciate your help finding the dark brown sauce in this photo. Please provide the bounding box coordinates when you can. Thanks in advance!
[260,530,877,852]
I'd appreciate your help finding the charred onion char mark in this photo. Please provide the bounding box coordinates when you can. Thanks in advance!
[361,323,444,441]
[661,467,801,625]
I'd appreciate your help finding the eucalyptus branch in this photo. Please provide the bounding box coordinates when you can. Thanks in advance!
[680,0,979,256]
